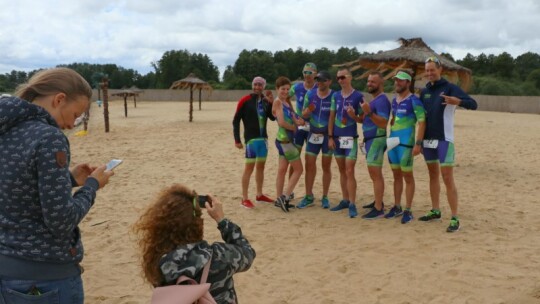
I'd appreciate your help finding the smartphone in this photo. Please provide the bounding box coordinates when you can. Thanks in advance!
[197,195,212,208]
[106,159,123,171]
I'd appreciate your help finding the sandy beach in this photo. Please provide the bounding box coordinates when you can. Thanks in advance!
[70,100,540,303]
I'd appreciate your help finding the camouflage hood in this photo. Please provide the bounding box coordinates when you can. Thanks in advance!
[159,241,213,284]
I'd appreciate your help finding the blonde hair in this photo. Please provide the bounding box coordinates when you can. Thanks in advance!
[15,67,92,102]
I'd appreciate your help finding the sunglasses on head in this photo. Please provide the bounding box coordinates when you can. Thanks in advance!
[336,75,348,81]
[303,70,314,75]
[425,56,441,66]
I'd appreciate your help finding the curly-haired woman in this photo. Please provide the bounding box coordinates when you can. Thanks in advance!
[134,184,256,303]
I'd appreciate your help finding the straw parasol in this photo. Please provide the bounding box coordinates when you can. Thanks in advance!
[129,86,144,108]
[111,89,139,117]
[335,37,472,92]
[169,73,213,122]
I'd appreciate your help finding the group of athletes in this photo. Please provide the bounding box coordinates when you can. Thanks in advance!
[232,57,477,233]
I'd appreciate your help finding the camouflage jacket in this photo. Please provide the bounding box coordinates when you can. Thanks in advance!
[159,218,256,304]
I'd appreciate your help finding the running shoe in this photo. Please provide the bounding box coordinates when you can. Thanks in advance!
[446,217,460,232]
[362,207,384,220]
[241,199,255,209]
[330,200,350,212]
[321,196,330,209]
[362,201,384,209]
[296,195,314,209]
[256,194,274,203]
[349,203,358,218]
[289,192,295,200]
[419,209,442,221]
[384,205,403,219]
[401,210,413,224]
[275,195,288,212]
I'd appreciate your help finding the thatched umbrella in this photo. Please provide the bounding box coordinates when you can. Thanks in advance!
[129,86,144,108]
[169,73,213,122]
[111,89,139,117]
[335,37,472,92]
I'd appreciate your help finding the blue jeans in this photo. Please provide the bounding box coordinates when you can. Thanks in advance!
[0,275,83,304]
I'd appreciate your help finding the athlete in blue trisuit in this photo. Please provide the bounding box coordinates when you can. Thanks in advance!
[328,68,364,218]
[286,62,318,200]
[383,70,426,224]
[297,71,334,209]
[419,57,477,232]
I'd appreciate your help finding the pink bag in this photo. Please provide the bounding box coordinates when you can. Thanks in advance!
[151,257,217,304]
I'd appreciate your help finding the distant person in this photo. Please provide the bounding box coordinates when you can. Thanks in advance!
[328,68,364,218]
[272,77,306,212]
[419,57,478,232]
[232,76,276,208]
[357,71,392,219]
[0,68,113,303]
[134,184,255,303]
[297,71,334,209]
[383,70,426,223]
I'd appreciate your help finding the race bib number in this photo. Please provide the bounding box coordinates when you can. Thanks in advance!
[338,136,354,149]
[308,133,324,145]
[359,143,366,155]
[423,139,439,149]
[298,122,310,131]
[386,137,400,151]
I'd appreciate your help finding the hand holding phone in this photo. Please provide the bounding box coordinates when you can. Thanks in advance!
[197,195,212,208]
[105,159,123,171]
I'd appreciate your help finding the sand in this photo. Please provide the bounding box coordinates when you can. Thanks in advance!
[69,100,540,304]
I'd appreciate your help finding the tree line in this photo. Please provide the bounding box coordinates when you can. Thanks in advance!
[1,48,540,96]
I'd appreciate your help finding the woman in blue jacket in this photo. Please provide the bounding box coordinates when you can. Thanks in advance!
[0,68,113,303]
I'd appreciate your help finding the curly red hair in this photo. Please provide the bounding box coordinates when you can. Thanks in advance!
[133,184,204,286]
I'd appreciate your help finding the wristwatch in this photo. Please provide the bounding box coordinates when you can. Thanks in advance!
[415,140,422,146]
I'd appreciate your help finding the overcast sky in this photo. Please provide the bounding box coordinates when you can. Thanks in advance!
[1,0,539,77]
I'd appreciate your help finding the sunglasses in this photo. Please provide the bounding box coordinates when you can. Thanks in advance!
[425,56,441,66]
[336,75,348,81]
[303,71,314,75]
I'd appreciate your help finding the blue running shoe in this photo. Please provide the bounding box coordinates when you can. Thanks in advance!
[384,205,403,219]
[296,195,314,209]
[321,196,330,209]
[362,207,384,220]
[363,201,385,210]
[330,200,350,212]
[401,210,413,224]
[349,203,358,218]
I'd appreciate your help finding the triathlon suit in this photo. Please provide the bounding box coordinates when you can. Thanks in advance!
[330,90,363,160]
[303,88,333,157]
[289,82,317,148]
[232,93,275,163]
[275,101,301,162]
[420,78,477,166]
[387,94,425,172]
[362,93,391,166]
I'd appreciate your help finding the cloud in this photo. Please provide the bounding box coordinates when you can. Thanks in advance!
[1,0,539,76]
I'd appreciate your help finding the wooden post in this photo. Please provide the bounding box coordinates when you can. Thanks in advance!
[133,95,137,108]
[83,103,90,131]
[124,94,128,117]
[101,79,110,133]
[410,66,417,94]
[198,88,202,110]
[189,86,193,122]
